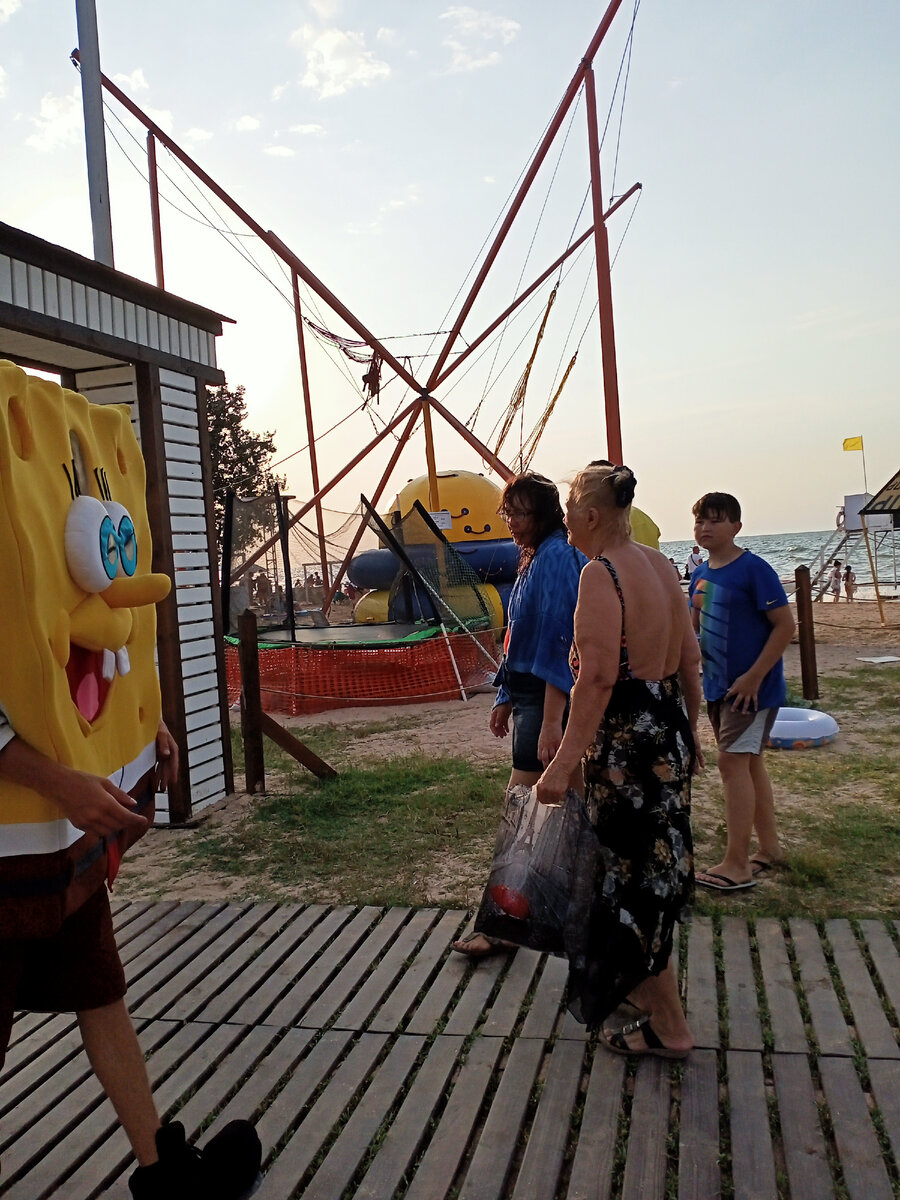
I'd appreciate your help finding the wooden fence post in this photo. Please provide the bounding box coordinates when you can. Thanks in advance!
[794,565,819,701]
[238,611,266,793]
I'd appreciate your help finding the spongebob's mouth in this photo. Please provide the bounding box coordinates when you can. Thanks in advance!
[65,643,131,723]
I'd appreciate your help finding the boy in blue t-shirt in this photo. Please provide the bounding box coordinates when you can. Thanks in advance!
[689,492,795,892]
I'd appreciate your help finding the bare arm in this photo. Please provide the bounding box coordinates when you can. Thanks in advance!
[0,738,147,838]
[676,604,705,771]
[535,563,618,805]
[726,605,795,712]
[537,681,569,767]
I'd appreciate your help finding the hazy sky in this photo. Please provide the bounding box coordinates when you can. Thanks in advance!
[2,0,898,538]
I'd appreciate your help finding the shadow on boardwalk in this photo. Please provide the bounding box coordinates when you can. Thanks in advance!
[1,901,898,1199]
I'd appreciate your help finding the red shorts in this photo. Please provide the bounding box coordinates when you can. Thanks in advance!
[0,886,126,1072]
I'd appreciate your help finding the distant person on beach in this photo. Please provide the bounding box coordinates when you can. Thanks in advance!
[828,560,842,601]
[843,564,857,602]
[689,492,795,893]
[669,557,680,576]
[452,472,587,959]
[685,545,704,578]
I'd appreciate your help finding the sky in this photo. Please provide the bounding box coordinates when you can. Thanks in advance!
[2,0,899,539]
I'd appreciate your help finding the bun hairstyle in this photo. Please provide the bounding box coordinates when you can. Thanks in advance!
[586,459,637,508]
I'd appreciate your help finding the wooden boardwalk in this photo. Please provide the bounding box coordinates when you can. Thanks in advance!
[1,902,898,1199]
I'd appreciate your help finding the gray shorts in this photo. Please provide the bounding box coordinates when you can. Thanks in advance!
[707,701,778,755]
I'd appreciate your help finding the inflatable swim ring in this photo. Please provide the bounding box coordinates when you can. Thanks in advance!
[767,707,839,750]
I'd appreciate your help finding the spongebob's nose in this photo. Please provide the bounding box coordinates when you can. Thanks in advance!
[103,572,171,609]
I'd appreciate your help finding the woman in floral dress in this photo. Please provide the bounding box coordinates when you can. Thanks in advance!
[536,464,702,1058]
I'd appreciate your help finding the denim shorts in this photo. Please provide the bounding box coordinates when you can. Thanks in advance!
[507,670,569,773]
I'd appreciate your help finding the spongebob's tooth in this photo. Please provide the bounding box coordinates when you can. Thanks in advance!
[102,649,116,681]
[116,646,131,676]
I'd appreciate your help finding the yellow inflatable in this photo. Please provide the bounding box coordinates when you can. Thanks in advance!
[0,361,170,846]
[391,470,505,543]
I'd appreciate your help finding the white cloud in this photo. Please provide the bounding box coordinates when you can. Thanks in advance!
[379,184,421,214]
[291,25,390,99]
[483,175,496,184]
[264,145,296,157]
[288,122,324,136]
[0,66,7,99]
[271,82,291,101]
[376,27,398,45]
[309,0,339,18]
[185,127,213,142]
[112,68,149,92]
[145,106,174,135]
[236,114,261,132]
[25,87,83,152]
[0,0,22,23]
[439,6,520,73]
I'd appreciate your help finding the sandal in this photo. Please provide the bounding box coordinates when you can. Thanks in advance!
[450,932,516,959]
[601,1018,690,1060]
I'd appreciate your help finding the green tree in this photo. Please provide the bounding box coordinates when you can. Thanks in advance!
[205,384,284,543]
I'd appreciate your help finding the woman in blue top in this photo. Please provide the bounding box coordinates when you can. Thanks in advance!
[453,472,586,958]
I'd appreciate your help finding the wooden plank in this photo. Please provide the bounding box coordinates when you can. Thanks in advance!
[254,1033,388,1199]
[678,1047,720,1200]
[621,1057,671,1200]
[368,910,467,1033]
[566,1047,626,1200]
[160,367,195,389]
[301,908,414,1028]
[302,1035,425,1200]
[411,1035,508,1200]
[216,906,348,1026]
[827,919,899,1059]
[404,946,486,1037]
[722,916,763,1050]
[0,1014,76,1096]
[685,916,719,1049]
[333,908,439,1031]
[204,1026,316,1139]
[0,1022,87,1135]
[482,947,543,1038]
[520,953,569,1039]
[442,952,509,1036]
[164,904,294,1021]
[868,1060,900,1174]
[353,1035,465,1199]
[860,920,900,1017]
[818,1057,895,1200]
[127,903,242,1012]
[727,1050,778,1200]
[756,918,808,1053]
[772,1053,834,1200]
[790,918,853,1056]
[460,1036,547,1195]
[161,401,199,427]
[511,1039,584,1198]
[264,907,382,1027]
[121,900,214,975]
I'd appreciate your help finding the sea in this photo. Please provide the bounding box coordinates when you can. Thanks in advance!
[660,529,900,595]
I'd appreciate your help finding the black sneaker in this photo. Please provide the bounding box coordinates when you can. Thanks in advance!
[129,1120,262,1200]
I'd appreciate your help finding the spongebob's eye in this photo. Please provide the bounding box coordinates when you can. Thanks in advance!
[66,496,141,591]
[104,501,138,578]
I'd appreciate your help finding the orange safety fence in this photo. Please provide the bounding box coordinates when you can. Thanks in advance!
[224,629,499,716]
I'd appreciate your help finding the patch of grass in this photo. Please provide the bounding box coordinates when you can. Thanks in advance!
[180,752,507,905]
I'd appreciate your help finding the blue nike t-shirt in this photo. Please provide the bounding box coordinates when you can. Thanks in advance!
[689,550,788,709]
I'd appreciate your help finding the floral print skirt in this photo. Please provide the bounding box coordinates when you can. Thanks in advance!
[566,673,695,1029]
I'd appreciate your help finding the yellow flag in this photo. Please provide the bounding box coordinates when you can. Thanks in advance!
[843,436,863,452]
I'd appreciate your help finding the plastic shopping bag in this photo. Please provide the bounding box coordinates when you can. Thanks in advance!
[473,785,598,954]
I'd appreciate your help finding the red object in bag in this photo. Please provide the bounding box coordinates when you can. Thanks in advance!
[489,883,530,920]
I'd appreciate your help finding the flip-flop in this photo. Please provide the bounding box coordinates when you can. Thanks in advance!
[696,871,756,893]
[450,932,516,958]
[601,1018,690,1061]
[750,858,773,877]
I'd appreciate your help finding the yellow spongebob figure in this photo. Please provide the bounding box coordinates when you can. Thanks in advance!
[0,359,170,864]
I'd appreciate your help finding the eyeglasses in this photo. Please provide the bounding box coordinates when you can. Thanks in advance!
[501,507,534,521]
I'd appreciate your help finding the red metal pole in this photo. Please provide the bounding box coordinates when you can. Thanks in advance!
[321,404,421,614]
[584,66,623,464]
[72,51,421,392]
[146,131,165,289]
[427,395,515,481]
[291,271,329,589]
[434,183,640,390]
[424,0,626,392]
[230,399,420,582]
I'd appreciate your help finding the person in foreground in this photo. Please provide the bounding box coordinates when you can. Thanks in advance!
[452,472,587,959]
[536,464,701,1059]
[689,491,795,892]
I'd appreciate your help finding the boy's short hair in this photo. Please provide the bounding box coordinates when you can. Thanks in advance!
[692,492,741,522]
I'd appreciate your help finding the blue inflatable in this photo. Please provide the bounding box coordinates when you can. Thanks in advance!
[348,539,520,591]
